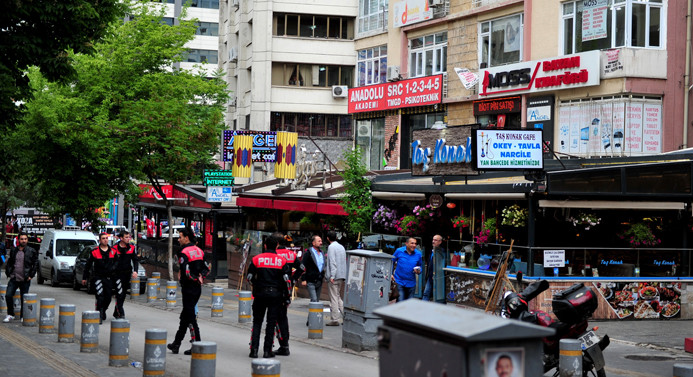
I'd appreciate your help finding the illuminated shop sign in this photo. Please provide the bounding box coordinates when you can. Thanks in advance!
[478,51,600,98]
[348,75,443,113]
[222,130,277,162]
[473,129,544,170]
[411,127,477,176]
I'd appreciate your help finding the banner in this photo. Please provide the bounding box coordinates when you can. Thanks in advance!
[274,131,298,179]
[232,135,253,178]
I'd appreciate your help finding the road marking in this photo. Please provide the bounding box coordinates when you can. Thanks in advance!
[0,325,99,377]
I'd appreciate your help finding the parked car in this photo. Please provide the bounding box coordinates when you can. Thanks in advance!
[99,225,129,246]
[73,246,147,295]
[37,229,98,287]
[161,225,186,238]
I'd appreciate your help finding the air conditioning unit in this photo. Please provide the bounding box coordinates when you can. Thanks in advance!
[229,47,238,62]
[332,85,348,98]
[232,0,239,8]
[387,66,400,81]
[429,0,444,5]
[357,123,371,137]
[230,97,237,107]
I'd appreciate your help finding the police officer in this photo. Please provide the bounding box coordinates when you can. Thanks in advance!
[272,232,302,356]
[168,228,208,355]
[83,233,118,324]
[112,230,138,319]
[246,235,290,358]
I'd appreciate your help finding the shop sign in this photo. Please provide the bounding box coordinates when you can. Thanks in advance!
[206,187,233,203]
[527,105,551,122]
[222,130,277,162]
[411,127,477,176]
[203,169,235,187]
[543,250,565,267]
[473,97,521,116]
[139,184,173,199]
[348,74,443,114]
[15,213,56,235]
[454,68,479,90]
[429,194,443,209]
[478,50,600,98]
[392,0,433,28]
[474,129,544,170]
[582,0,608,42]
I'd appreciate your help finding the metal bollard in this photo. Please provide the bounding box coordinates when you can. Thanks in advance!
[39,298,56,333]
[130,277,140,299]
[166,281,177,308]
[58,304,76,343]
[152,272,163,299]
[238,291,252,323]
[251,359,280,377]
[22,293,38,327]
[211,287,224,317]
[674,363,693,377]
[80,311,100,353]
[307,302,324,339]
[190,341,216,377]
[109,319,130,367]
[144,328,167,376]
[147,278,158,303]
[0,284,6,314]
[13,292,20,314]
[559,339,582,377]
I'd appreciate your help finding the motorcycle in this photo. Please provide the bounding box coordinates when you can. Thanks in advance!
[501,278,610,377]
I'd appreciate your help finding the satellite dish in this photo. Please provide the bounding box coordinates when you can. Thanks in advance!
[477,255,491,270]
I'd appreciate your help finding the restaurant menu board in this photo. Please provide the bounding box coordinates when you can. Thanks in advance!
[445,273,491,309]
[593,282,682,320]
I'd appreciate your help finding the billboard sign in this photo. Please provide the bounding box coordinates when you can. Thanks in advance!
[474,129,544,170]
[222,130,277,162]
[348,74,443,113]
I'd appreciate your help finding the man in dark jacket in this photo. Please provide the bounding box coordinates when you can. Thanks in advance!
[112,231,138,319]
[4,232,39,322]
[273,232,302,356]
[83,233,118,324]
[246,235,290,358]
[299,235,325,302]
[422,234,447,304]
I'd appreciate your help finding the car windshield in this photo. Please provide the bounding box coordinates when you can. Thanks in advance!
[56,239,97,257]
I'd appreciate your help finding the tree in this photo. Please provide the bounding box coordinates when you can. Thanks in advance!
[338,147,375,238]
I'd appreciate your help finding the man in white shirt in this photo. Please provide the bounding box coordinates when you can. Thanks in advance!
[324,231,346,326]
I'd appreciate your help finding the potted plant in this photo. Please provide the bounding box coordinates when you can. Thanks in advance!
[501,204,528,228]
[619,219,661,247]
[372,204,399,232]
[475,218,501,246]
[568,212,601,231]
[451,215,471,229]
[396,204,439,236]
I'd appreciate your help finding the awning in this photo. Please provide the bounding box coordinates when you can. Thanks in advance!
[372,191,426,200]
[236,197,273,209]
[273,200,317,212]
[317,202,348,216]
[446,193,526,200]
[538,200,687,210]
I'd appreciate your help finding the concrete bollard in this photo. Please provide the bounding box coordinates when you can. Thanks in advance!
[147,278,158,303]
[109,319,130,367]
[152,272,163,299]
[308,302,324,339]
[13,292,20,314]
[674,363,693,377]
[190,341,217,377]
[80,311,100,353]
[144,328,167,376]
[211,287,224,317]
[130,277,140,300]
[39,298,56,333]
[0,284,6,314]
[559,339,582,377]
[251,359,281,377]
[166,281,177,309]
[58,304,76,343]
[238,291,252,323]
[22,293,38,327]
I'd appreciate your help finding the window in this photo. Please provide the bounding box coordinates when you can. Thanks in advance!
[561,0,663,55]
[357,46,387,86]
[409,32,447,78]
[187,0,219,9]
[272,63,353,87]
[275,13,353,39]
[479,14,523,68]
[358,0,388,35]
[271,113,352,138]
[161,17,174,27]
[355,118,385,170]
[195,22,219,36]
[186,49,218,64]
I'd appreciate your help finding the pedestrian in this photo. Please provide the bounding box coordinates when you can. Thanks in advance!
[246,235,290,358]
[392,237,422,302]
[273,232,302,356]
[83,232,118,324]
[167,228,208,355]
[112,230,138,319]
[3,232,39,322]
[299,235,325,303]
[325,231,346,326]
[422,234,447,304]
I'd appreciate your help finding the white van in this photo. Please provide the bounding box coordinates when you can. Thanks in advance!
[98,225,129,245]
[38,229,98,287]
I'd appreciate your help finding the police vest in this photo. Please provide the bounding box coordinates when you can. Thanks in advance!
[112,244,136,255]
[92,247,116,259]
[182,245,204,261]
[252,253,287,269]
[275,248,297,264]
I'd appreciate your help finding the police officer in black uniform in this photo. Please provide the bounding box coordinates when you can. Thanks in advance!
[272,232,302,356]
[246,235,291,358]
[83,233,118,324]
[112,230,138,319]
[167,228,208,354]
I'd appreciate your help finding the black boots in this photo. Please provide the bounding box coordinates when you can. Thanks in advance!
[249,349,258,358]
[263,350,275,358]
[274,346,290,356]
[167,343,180,354]
[184,349,192,355]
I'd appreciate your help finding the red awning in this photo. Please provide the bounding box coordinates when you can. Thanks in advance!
[273,200,317,212]
[236,197,273,209]
[316,202,348,216]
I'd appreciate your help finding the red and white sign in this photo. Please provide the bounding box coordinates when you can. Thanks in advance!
[478,51,600,98]
[393,0,433,28]
[348,75,443,114]
[139,184,173,199]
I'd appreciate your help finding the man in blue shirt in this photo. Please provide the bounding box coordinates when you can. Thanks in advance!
[392,237,422,302]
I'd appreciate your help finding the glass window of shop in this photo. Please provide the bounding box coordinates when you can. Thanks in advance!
[399,112,446,169]
[479,14,523,68]
[409,32,447,78]
[358,0,388,35]
[561,0,663,55]
[271,63,353,87]
[271,112,352,138]
[275,13,353,39]
[357,46,387,86]
[356,118,385,170]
